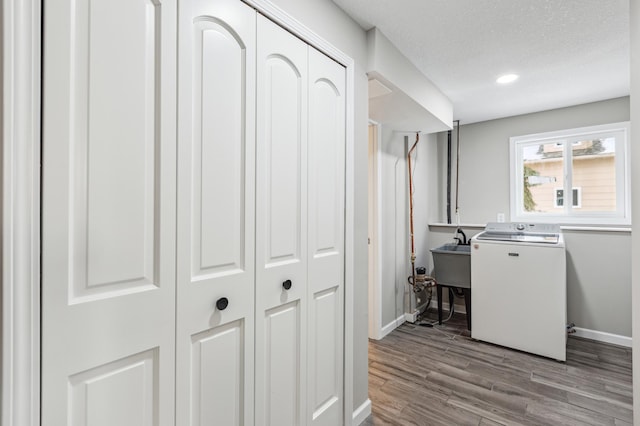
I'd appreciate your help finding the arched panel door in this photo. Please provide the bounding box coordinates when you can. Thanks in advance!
[307,46,346,426]
[176,0,256,424]
[255,14,309,426]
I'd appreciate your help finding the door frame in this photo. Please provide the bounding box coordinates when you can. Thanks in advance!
[0,0,357,425]
[367,121,383,339]
[2,0,42,424]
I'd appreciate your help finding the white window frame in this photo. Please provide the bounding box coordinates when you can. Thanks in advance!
[510,122,631,225]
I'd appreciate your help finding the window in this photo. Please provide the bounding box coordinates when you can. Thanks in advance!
[554,188,581,208]
[510,122,630,225]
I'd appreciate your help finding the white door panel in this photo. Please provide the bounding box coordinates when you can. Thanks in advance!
[307,47,346,426]
[68,349,158,426]
[256,15,308,426]
[176,0,256,424]
[41,0,177,423]
[263,302,303,425]
[190,321,247,425]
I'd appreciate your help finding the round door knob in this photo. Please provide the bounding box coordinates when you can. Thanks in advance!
[282,279,292,290]
[216,297,229,310]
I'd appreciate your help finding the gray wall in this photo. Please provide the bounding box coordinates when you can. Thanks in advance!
[268,0,371,412]
[376,130,440,329]
[378,129,407,327]
[629,0,639,418]
[422,97,632,337]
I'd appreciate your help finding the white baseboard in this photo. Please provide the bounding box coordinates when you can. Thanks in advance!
[432,301,631,348]
[572,327,632,348]
[352,398,372,425]
[380,315,405,339]
[428,305,630,348]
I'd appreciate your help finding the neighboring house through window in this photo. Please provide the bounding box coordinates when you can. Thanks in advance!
[554,187,582,208]
[510,122,630,225]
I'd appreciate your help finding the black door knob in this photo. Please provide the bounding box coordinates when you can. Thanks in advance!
[216,297,229,310]
[282,279,292,290]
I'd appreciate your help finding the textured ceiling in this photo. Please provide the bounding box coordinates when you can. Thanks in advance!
[332,0,630,124]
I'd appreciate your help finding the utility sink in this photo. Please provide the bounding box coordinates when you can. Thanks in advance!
[430,244,471,288]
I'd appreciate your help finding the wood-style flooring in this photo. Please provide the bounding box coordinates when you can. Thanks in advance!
[363,310,632,426]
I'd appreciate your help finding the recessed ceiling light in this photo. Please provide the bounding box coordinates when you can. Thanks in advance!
[496,74,519,84]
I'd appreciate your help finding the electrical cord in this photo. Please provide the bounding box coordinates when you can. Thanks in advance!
[417,287,456,327]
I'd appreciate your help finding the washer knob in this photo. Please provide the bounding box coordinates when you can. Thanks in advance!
[516,223,525,231]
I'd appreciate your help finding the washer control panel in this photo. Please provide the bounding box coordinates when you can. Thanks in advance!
[477,222,560,244]
[484,222,560,234]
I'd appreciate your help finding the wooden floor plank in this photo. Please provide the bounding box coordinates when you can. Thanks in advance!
[363,311,633,425]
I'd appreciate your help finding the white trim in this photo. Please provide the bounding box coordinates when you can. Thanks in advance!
[428,223,487,229]
[379,315,406,339]
[242,1,358,424]
[344,60,356,426]
[243,0,351,67]
[352,399,372,425]
[572,327,632,348]
[2,0,42,425]
[429,303,632,349]
[428,223,632,233]
[368,121,383,340]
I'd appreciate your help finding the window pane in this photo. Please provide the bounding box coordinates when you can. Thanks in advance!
[554,188,580,208]
[522,142,564,213]
[571,137,616,212]
[572,188,580,207]
[555,189,564,207]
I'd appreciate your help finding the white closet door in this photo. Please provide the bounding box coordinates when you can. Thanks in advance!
[255,15,309,426]
[176,0,256,425]
[41,0,177,424]
[307,47,346,426]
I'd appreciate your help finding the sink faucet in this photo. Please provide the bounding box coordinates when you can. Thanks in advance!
[454,227,468,245]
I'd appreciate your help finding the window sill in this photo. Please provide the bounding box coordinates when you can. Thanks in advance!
[428,223,486,229]
[428,222,631,233]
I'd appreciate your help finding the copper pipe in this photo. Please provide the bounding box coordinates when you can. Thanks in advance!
[408,132,420,287]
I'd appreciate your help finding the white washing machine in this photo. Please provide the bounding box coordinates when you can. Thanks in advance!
[471,222,567,361]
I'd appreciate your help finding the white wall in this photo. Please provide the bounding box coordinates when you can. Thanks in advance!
[367,28,452,133]
[424,97,632,337]
[266,0,371,414]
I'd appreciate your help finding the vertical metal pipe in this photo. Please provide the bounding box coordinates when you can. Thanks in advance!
[455,120,461,218]
[408,132,420,288]
[446,129,452,224]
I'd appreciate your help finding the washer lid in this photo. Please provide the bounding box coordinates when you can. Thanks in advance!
[476,222,560,244]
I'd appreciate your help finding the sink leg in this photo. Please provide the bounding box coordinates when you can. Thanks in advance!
[463,288,471,330]
[437,285,443,325]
